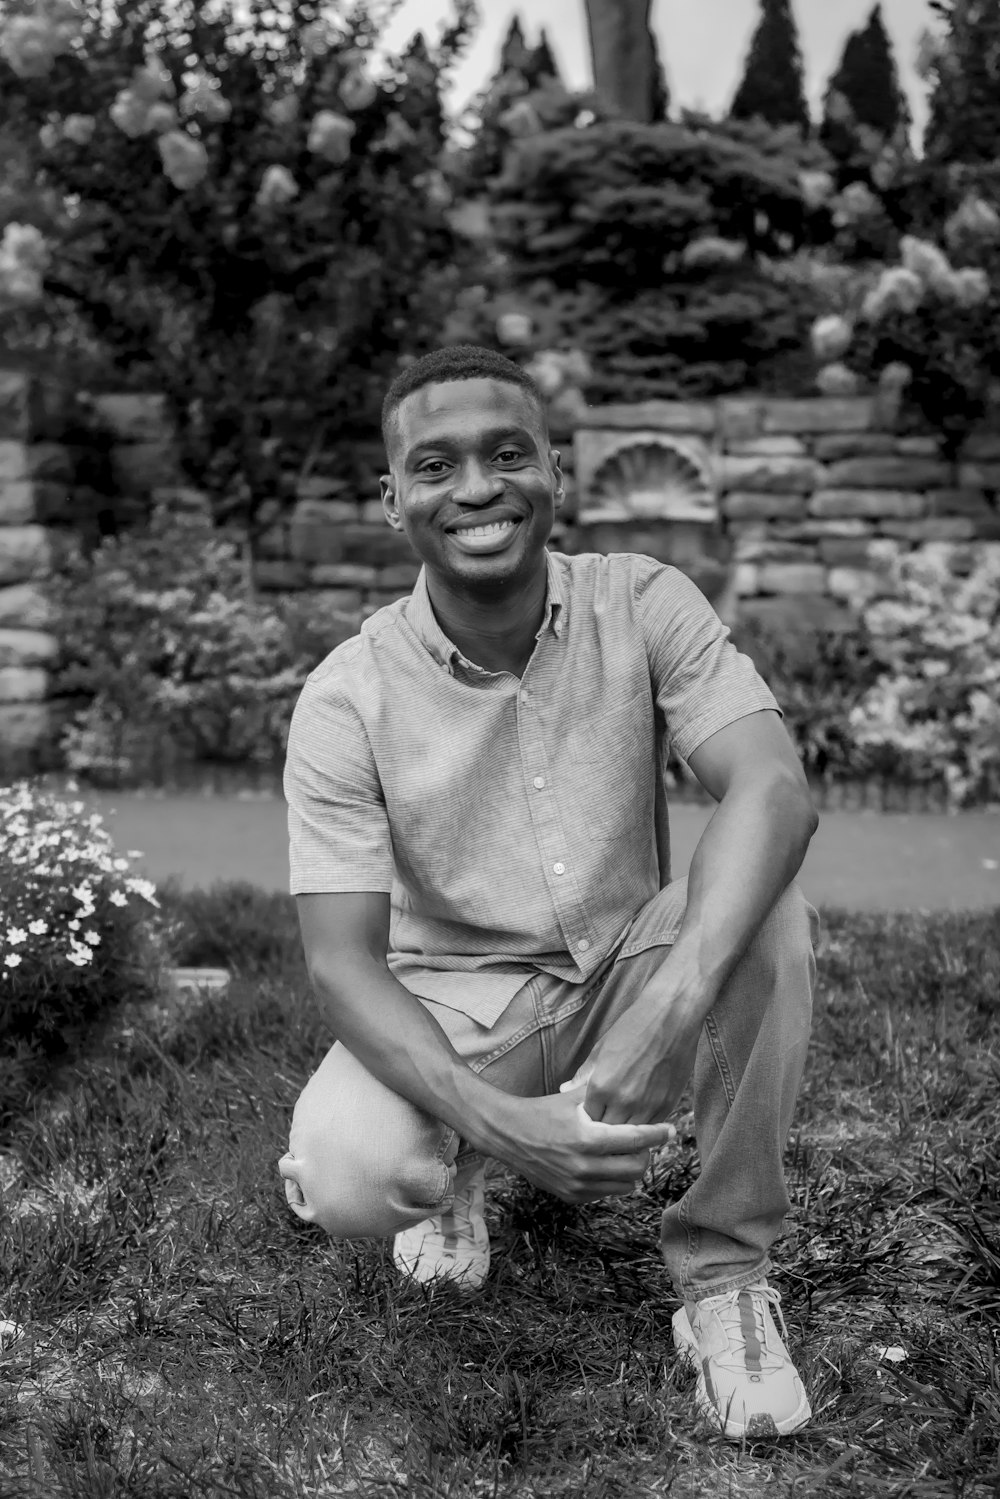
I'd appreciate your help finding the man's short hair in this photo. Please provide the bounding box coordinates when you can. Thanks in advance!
[381,344,547,456]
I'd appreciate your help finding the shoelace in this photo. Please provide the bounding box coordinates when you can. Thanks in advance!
[698,1283,789,1366]
[437,1174,483,1252]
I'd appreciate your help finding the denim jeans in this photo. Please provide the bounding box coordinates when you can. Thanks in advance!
[278,877,819,1301]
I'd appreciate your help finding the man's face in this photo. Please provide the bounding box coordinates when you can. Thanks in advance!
[381,378,563,590]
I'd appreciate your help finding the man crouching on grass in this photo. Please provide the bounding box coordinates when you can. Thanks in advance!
[278,345,821,1443]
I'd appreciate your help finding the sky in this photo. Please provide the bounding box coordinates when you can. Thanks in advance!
[378,0,938,142]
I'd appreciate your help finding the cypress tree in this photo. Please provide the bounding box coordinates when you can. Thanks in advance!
[821,5,910,144]
[499,16,531,79]
[924,0,1000,167]
[529,28,560,85]
[730,0,810,133]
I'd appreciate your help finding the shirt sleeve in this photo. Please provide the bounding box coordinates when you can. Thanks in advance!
[283,673,395,896]
[635,559,782,763]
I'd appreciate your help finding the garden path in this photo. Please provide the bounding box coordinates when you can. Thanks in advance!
[60,787,1000,913]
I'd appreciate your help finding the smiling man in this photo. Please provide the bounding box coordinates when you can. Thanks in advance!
[279,345,821,1443]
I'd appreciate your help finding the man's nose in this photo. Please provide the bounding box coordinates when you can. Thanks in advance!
[452,463,505,504]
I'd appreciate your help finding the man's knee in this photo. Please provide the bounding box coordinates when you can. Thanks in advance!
[279,1131,456,1240]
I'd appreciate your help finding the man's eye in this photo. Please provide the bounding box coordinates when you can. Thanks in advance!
[420,460,448,475]
[495,449,523,463]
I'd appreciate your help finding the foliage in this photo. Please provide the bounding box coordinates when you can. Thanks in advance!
[820,3,911,159]
[0,0,477,544]
[729,0,809,134]
[923,0,1000,169]
[808,224,1000,454]
[472,115,831,402]
[45,500,355,787]
[0,779,174,1123]
[733,618,887,786]
[0,889,998,1491]
[849,541,1000,808]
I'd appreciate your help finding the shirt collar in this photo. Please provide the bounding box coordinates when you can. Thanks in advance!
[406,548,566,674]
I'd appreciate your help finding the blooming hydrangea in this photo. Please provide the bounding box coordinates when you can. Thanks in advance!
[949,267,990,310]
[832,181,880,229]
[339,66,377,112]
[945,195,1000,250]
[798,169,835,210]
[180,77,232,123]
[267,94,299,126]
[862,266,924,322]
[307,110,355,165]
[157,130,209,190]
[495,311,533,347]
[63,112,96,144]
[0,222,49,306]
[815,362,860,397]
[850,544,1000,806]
[256,164,299,209]
[900,236,955,297]
[810,314,853,363]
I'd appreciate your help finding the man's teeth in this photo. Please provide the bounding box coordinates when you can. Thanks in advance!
[457,520,516,537]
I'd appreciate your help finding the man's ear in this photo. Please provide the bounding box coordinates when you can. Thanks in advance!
[550,448,565,509]
[380,474,400,527]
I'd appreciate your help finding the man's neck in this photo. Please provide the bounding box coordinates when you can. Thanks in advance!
[426,562,548,676]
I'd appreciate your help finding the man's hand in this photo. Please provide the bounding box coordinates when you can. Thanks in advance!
[575,981,709,1127]
[487,1089,677,1204]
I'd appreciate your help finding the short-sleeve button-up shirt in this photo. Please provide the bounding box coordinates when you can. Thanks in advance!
[284,549,781,1025]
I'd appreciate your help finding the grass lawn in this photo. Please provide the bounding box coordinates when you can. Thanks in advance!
[1,882,998,1498]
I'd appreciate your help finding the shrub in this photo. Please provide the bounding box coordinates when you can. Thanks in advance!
[46,500,356,786]
[849,541,1000,807]
[733,618,887,786]
[0,779,176,1123]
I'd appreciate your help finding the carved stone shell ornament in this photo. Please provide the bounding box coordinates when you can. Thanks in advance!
[581,438,716,523]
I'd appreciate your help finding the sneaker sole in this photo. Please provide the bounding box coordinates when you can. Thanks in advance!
[671,1308,811,1441]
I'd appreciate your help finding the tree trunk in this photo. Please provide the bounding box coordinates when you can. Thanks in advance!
[584,0,657,123]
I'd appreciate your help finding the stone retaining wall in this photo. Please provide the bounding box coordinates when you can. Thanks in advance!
[1,371,998,780]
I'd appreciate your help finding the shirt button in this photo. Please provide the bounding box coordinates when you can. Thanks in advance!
[520,690,529,702]
[553,862,565,875]
[578,938,590,952]
[533,775,545,789]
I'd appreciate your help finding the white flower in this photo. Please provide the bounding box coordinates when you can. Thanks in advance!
[300,18,335,57]
[5,927,26,945]
[811,314,853,362]
[4,953,22,968]
[28,919,48,934]
[110,89,150,138]
[157,130,209,190]
[39,121,61,150]
[307,110,355,165]
[267,94,299,126]
[62,113,95,145]
[799,169,835,210]
[862,267,924,322]
[255,164,299,209]
[879,361,912,391]
[2,223,49,273]
[948,267,990,310]
[145,102,179,135]
[495,312,533,347]
[816,362,860,397]
[108,890,127,907]
[1,15,59,78]
[339,68,376,112]
[84,931,100,947]
[900,235,954,296]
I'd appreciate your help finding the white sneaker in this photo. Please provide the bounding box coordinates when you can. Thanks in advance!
[672,1279,812,1441]
[392,1156,490,1293]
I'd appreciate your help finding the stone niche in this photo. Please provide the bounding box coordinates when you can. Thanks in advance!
[573,422,734,617]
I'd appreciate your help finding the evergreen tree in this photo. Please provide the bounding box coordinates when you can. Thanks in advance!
[821,5,910,151]
[529,28,560,85]
[924,0,1000,167]
[730,0,810,133]
[499,16,531,79]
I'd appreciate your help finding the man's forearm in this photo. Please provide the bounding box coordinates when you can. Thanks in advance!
[310,956,512,1157]
[658,771,818,1019]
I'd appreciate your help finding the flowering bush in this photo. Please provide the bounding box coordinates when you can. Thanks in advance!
[809,216,1000,452]
[47,500,356,787]
[0,0,477,544]
[849,543,1000,807]
[0,778,177,1121]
